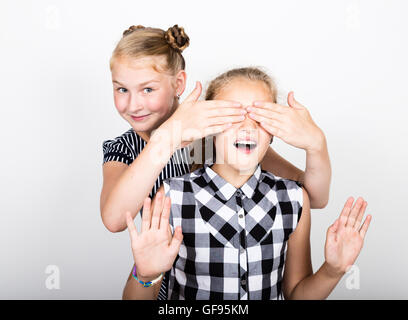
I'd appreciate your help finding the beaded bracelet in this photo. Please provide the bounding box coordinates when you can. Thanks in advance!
[132,265,163,288]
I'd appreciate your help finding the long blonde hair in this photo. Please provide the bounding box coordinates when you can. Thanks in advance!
[110,24,190,75]
[190,67,277,171]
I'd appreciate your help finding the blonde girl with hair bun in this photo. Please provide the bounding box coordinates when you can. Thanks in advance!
[100,25,332,300]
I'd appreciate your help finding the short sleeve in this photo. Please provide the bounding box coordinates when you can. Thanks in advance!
[162,179,175,235]
[276,179,303,237]
[102,132,135,165]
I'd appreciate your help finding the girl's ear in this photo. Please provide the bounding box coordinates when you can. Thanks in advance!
[174,70,187,97]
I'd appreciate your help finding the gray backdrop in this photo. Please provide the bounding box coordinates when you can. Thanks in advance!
[0,0,407,299]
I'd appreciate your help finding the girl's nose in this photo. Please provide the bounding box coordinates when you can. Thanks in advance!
[239,114,258,129]
[128,94,144,113]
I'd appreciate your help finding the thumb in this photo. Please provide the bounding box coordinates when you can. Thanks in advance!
[183,81,202,103]
[287,91,304,109]
[327,219,339,240]
[169,226,183,254]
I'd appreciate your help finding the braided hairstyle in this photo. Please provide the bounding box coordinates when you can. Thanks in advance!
[110,24,190,74]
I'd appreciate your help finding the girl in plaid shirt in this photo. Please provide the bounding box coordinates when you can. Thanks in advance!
[125,68,372,299]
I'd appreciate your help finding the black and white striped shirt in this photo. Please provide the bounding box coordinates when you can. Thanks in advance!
[102,128,191,300]
[163,164,303,300]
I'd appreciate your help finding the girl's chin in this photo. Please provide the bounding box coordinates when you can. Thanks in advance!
[128,117,157,132]
[216,162,259,174]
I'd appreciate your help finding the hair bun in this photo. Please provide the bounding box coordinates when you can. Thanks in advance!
[165,25,190,52]
[122,25,145,37]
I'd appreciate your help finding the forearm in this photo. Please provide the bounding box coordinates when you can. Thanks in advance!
[300,134,331,209]
[287,262,343,300]
[102,135,177,232]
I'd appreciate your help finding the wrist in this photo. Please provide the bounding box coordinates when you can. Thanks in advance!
[306,129,326,155]
[321,262,346,279]
[151,121,181,153]
[136,272,162,283]
[132,265,163,285]
[148,129,178,165]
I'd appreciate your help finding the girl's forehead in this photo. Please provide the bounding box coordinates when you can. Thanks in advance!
[112,55,168,75]
[111,56,172,84]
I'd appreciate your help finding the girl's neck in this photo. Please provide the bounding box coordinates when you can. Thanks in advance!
[137,131,151,142]
[211,163,257,189]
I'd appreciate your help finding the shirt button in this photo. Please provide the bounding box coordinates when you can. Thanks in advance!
[241,279,246,286]
[240,248,245,254]
[239,214,244,219]
[236,190,242,197]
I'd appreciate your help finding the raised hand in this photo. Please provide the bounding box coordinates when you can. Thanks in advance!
[324,197,372,276]
[157,81,246,149]
[246,92,325,153]
[125,190,183,281]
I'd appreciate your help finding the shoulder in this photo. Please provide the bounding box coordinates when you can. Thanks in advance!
[260,170,304,226]
[163,168,202,191]
[163,168,205,201]
[102,128,138,151]
[261,170,303,201]
[102,129,140,165]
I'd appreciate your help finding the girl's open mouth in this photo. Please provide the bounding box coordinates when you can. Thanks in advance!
[233,140,257,154]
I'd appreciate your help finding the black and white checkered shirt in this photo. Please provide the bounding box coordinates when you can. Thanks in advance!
[163,163,303,300]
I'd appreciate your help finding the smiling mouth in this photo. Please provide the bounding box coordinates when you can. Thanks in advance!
[131,114,150,121]
[233,140,257,152]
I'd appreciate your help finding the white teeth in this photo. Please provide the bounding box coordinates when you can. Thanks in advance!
[235,140,256,145]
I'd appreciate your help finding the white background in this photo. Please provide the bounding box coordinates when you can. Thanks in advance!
[0,0,407,299]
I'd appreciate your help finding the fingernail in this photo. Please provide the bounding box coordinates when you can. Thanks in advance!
[240,109,247,114]
[246,107,253,112]
[253,101,262,106]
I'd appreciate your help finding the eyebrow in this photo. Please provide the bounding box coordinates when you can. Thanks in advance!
[112,79,160,87]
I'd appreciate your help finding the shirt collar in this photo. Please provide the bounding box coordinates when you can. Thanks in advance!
[203,164,262,201]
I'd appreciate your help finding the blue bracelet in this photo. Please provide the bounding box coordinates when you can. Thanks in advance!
[132,265,163,287]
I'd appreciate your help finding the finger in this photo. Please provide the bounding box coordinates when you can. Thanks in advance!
[141,197,152,232]
[346,197,364,228]
[354,201,368,230]
[359,215,372,239]
[151,190,164,230]
[207,106,247,117]
[209,115,246,126]
[169,226,183,254]
[252,101,285,113]
[248,111,283,125]
[247,107,282,121]
[208,100,242,108]
[339,196,354,219]
[125,211,139,241]
[205,123,233,135]
[183,81,202,103]
[259,121,281,138]
[249,113,284,129]
[159,196,171,233]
